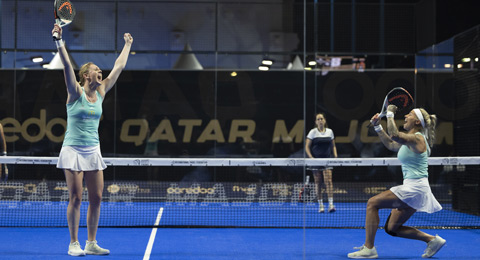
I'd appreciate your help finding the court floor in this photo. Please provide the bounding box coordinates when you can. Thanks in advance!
[0,227,479,259]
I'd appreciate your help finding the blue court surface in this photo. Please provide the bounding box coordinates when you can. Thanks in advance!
[0,227,479,259]
[1,201,480,259]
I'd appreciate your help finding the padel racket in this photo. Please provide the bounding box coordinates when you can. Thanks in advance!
[368,87,414,127]
[53,0,76,40]
[299,175,310,202]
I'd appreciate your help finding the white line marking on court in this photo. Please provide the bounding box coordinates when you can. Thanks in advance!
[143,207,164,260]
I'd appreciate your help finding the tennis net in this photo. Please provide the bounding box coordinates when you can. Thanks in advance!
[0,156,479,228]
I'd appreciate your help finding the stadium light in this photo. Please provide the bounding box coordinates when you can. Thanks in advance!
[31,56,44,63]
[261,59,273,66]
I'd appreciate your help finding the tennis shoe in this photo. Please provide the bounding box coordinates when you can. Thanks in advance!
[328,204,336,213]
[68,241,85,256]
[422,235,446,258]
[348,245,378,259]
[85,240,110,255]
[318,204,325,213]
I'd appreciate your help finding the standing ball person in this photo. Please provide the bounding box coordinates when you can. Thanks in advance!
[348,105,445,259]
[305,112,338,213]
[52,24,133,256]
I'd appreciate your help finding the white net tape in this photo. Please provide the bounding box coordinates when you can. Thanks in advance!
[1,156,479,167]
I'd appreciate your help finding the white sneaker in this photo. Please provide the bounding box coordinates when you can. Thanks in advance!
[348,245,378,259]
[84,240,110,255]
[328,204,336,213]
[422,235,446,258]
[68,241,85,256]
[318,204,325,213]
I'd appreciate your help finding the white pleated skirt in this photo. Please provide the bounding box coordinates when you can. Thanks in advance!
[56,145,107,171]
[390,178,442,213]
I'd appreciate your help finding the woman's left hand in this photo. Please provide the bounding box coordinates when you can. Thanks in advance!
[387,104,398,113]
[124,33,133,45]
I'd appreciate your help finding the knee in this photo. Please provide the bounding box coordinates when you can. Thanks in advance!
[385,225,398,237]
[366,197,379,210]
[88,193,102,205]
[385,215,398,237]
[88,192,103,206]
[324,177,332,185]
[69,194,82,207]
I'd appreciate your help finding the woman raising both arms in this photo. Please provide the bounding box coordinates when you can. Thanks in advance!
[348,105,445,259]
[52,24,133,256]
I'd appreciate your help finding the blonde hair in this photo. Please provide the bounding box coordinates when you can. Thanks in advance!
[417,108,437,148]
[78,62,94,86]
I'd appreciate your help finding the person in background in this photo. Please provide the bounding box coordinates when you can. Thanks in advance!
[348,106,445,259]
[305,112,338,213]
[0,123,8,181]
[52,24,133,256]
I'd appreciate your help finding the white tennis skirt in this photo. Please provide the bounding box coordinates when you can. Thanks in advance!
[57,145,107,171]
[390,178,442,213]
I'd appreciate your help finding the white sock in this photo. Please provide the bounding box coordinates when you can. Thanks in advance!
[318,199,323,205]
[328,198,333,206]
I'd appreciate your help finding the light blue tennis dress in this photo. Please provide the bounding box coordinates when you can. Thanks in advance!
[390,132,442,213]
[56,89,107,171]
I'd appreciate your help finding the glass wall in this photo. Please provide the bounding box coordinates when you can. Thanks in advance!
[3,1,479,257]
[1,0,425,159]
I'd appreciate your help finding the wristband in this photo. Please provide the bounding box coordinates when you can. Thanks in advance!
[386,111,394,118]
[55,39,65,48]
[374,124,383,132]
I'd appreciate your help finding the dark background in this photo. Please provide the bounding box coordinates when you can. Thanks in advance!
[436,0,480,42]
[304,0,480,44]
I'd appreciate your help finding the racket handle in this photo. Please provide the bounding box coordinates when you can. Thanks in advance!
[366,112,386,128]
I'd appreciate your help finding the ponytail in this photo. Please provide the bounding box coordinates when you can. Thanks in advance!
[419,108,437,148]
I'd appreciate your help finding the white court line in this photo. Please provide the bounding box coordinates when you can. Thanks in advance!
[143,207,164,260]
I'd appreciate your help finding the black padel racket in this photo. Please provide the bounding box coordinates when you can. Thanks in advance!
[53,0,76,40]
[368,87,414,127]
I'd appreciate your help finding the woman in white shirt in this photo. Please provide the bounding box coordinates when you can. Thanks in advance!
[305,113,338,213]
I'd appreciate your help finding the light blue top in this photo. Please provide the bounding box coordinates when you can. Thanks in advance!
[62,89,103,146]
[397,132,430,179]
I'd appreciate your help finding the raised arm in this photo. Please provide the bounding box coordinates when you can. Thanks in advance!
[386,105,427,153]
[100,33,133,95]
[370,112,401,152]
[52,24,81,102]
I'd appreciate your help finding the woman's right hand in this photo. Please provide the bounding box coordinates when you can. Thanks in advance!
[370,113,380,126]
[52,24,62,39]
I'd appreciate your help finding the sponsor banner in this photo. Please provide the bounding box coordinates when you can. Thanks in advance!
[0,180,451,206]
